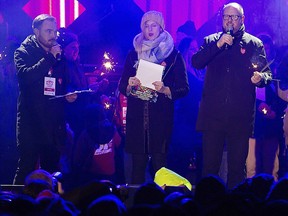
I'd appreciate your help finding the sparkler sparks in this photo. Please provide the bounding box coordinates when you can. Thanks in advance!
[102,52,117,73]
[262,108,268,115]
[252,59,274,73]
[252,63,258,69]
[104,102,111,109]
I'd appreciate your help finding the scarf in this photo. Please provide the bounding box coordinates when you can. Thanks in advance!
[133,30,174,64]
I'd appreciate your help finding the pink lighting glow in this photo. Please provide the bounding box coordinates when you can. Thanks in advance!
[22,0,86,28]
[134,0,226,38]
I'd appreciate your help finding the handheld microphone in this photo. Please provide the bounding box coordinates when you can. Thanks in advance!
[225,27,233,49]
[52,42,62,61]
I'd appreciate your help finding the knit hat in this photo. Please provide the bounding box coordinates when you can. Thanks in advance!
[141,10,165,31]
[177,20,196,38]
[57,28,78,48]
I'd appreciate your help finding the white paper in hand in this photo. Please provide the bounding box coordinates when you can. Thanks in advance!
[136,59,164,90]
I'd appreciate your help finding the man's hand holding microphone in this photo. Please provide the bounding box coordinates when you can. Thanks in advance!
[217,27,234,49]
[50,42,62,61]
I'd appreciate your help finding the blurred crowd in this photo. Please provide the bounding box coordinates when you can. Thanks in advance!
[2,169,288,215]
[2,6,288,216]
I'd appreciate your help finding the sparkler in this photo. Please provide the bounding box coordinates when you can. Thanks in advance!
[252,59,280,81]
[100,94,115,110]
[102,52,117,74]
[104,102,111,109]
[251,59,274,72]
[260,59,274,73]
[262,108,268,115]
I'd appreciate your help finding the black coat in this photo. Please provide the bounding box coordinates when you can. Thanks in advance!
[192,29,271,135]
[14,35,66,148]
[119,49,189,154]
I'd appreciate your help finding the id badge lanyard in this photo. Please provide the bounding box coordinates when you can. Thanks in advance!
[44,68,56,96]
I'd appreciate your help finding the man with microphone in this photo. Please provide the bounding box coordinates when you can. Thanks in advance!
[13,14,73,184]
[192,2,272,189]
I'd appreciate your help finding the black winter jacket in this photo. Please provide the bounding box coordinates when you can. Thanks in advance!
[192,27,271,135]
[14,35,66,147]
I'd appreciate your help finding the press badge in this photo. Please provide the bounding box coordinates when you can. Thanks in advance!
[44,76,56,96]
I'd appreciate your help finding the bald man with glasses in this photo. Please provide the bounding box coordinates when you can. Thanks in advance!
[192,2,272,189]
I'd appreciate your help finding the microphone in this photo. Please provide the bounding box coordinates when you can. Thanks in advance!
[225,27,233,49]
[52,42,62,61]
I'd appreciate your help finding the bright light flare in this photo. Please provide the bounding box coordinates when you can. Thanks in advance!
[104,102,111,109]
[252,63,258,69]
[103,61,112,70]
[262,108,268,114]
[104,52,110,60]
[101,52,117,73]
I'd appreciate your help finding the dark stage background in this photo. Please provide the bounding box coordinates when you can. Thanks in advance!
[0,0,288,184]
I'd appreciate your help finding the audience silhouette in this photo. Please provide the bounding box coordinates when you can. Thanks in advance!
[2,170,288,215]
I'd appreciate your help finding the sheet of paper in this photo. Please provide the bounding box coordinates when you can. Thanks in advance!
[136,59,164,90]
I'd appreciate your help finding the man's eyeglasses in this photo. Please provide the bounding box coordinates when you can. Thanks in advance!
[222,14,242,21]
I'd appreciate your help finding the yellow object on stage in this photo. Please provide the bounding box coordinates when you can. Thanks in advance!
[154,167,192,191]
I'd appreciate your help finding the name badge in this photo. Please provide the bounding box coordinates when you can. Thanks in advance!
[44,77,56,96]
